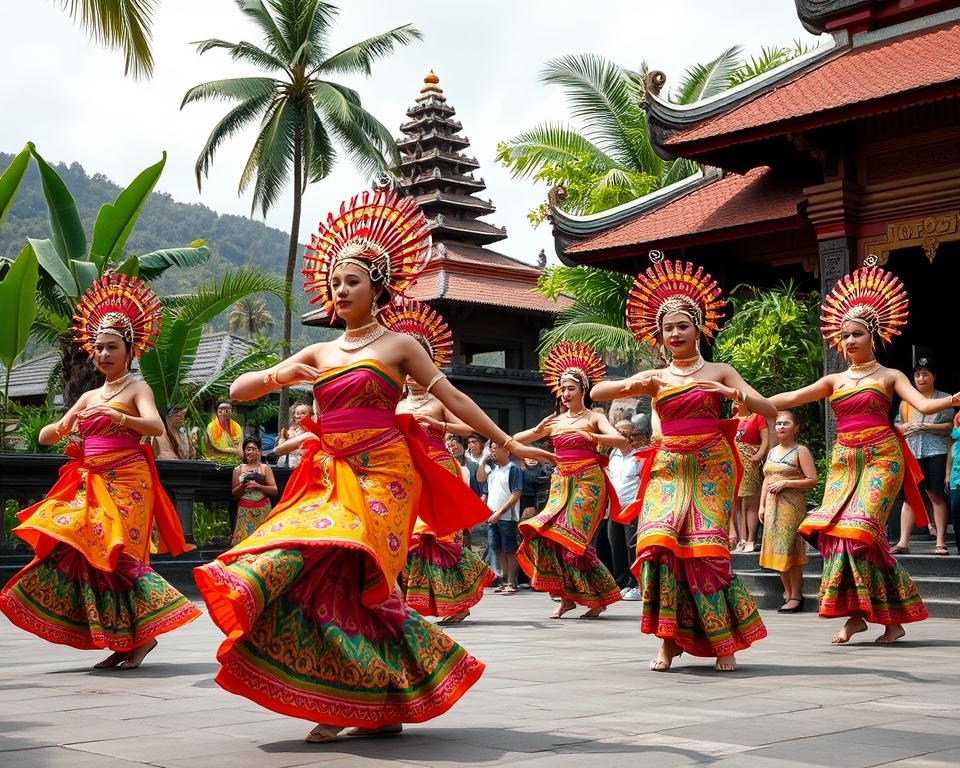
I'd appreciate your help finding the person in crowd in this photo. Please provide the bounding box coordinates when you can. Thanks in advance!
[515,342,627,619]
[608,418,650,601]
[771,260,950,644]
[384,300,495,623]
[230,437,278,545]
[445,433,470,482]
[464,432,488,500]
[946,412,960,555]
[204,401,243,465]
[275,402,313,468]
[520,456,551,521]
[477,440,524,595]
[0,275,199,669]
[758,410,818,612]
[153,403,196,460]
[732,403,769,552]
[891,359,953,555]
[593,256,773,672]
[193,189,552,743]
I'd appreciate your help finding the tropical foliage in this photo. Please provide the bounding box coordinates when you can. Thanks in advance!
[229,297,275,338]
[57,0,158,79]
[183,0,422,427]
[20,148,210,406]
[499,42,811,224]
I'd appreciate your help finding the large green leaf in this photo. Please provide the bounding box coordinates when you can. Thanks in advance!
[0,142,33,224]
[29,237,79,299]
[30,147,87,264]
[136,243,210,280]
[114,254,141,277]
[0,244,39,369]
[90,152,166,270]
[71,259,101,296]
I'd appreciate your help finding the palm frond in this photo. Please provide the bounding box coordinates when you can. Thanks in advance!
[191,90,274,189]
[32,305,72,346]
[315,25,424,76]
[539,306,645,364]
[181,77,279,108]
[248,99,298,217]
[191,344,279,402]
[498,122,614,180]
[60,0,157,79]
[193,38,291,74]
[172,267,288,327]
[673,45,742,104]
[236,0,292,60]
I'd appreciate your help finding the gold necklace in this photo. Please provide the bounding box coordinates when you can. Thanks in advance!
[99,372,133,401]
[337,323,385,352]
[668,354,705,377]
[406,393,435,411]
[846,360,880,381]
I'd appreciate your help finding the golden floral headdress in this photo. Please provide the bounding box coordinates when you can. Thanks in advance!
[820,259,908,349]
[626,253,725,346]
[72,274,162,358]
[302,189,432,320]
[542,341,606,397]
[379,300,453,367]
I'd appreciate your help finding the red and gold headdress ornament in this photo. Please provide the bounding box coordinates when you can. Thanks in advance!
[72,274,162,359]
[542,341,606,397]
[820,256,908,350]
[626,252,726,346]
[379,299,453,367]
[302,188,432,320]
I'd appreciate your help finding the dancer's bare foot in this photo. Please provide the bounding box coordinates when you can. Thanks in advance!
[117,639,157,669]
[831,617,868,644]
[438,609,470,625]
[715,654,737,672]
[305,724,342,743]
[875,624,906,645]
[649,640,683,671]
[343,724,403,737]
[579,606,605,620]
[94,650,130,669]
[550,598,576,619]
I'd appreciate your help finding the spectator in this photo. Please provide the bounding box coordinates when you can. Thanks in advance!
[445,433,471,483]
[945,412,960,554]
[476,440,522,594]
[276,402,313,468]
[520,457,551,520]
[205,402,243,465]
[892,359,953,555]
[230,437,278,545]
[608,419,650,600]
[153,404,195,460]
[464,433,488,500]
[732,403,769,552]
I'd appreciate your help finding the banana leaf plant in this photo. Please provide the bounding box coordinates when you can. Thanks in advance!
[0,246,39,450]
[139,267,288,415]
[25,147,211,405]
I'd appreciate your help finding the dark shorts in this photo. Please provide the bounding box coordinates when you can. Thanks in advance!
[918,453,948,494]
[487,519,519,553]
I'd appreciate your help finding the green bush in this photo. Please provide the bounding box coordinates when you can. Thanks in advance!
[193,502,229,546]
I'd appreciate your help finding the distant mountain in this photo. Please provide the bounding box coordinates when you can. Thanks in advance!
[0,151,325,347]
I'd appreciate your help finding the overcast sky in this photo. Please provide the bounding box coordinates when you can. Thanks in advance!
[1,1,820,266]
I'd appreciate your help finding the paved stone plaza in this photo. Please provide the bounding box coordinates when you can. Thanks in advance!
[2,590,959,767]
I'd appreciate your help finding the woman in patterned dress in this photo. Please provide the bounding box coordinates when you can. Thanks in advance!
[771,262,954,644]
[758,410,818,612]
[0,276,200,669]
[194,189,553,743]
[732,403,768,552]
[592,257,775,672]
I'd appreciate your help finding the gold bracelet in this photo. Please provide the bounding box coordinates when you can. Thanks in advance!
[425,373,446,393]
[502,437,517,452]
[119,413,128,428]
[734,389,746,405]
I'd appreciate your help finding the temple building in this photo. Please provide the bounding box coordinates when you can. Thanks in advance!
[552,0,960,396]
[306,71,569,431]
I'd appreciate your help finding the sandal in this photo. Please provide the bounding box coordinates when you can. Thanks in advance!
[493,584,506,593]
[889,544,910,555]
[935,545,950,556]
[501,585,518,594]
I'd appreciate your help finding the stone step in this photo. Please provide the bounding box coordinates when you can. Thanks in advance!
[732,549,960,578]
[736,569,960,619]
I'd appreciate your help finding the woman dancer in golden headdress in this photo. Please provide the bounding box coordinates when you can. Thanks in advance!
[383,300,496,624]
[194,189,554,743]
[592,257,775,672]
[771,260,954,644]
[514,342,628,619]
[0,275,200,669]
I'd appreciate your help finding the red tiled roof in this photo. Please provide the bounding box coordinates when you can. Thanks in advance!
[664,22,960,148]
[442,243,541,272]
[410,271,571,313]
[566,167,804,254]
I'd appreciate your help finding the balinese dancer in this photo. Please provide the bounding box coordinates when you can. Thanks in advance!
[592,257,775,672]
[514,342,628,619]
[0,275,200,669]
[771,259,954,644]
[194,189,554,744]
[382,300,496,625]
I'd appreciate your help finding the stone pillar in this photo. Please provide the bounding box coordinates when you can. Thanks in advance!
[818,237,855,448]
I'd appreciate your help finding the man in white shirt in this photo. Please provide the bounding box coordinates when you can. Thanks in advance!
[476,441,523,594]
[608,419,650,601]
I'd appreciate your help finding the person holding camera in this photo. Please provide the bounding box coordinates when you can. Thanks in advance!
[230,437,278,545]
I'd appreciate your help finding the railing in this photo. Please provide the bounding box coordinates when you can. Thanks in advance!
[0,453,294,549]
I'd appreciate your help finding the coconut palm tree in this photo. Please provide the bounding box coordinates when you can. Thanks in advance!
[183,0,421,426]
[228,296,275,338]
[58,0,158,79]
[498,43,811,222]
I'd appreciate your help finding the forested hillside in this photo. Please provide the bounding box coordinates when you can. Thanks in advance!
[0,152,328,349]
